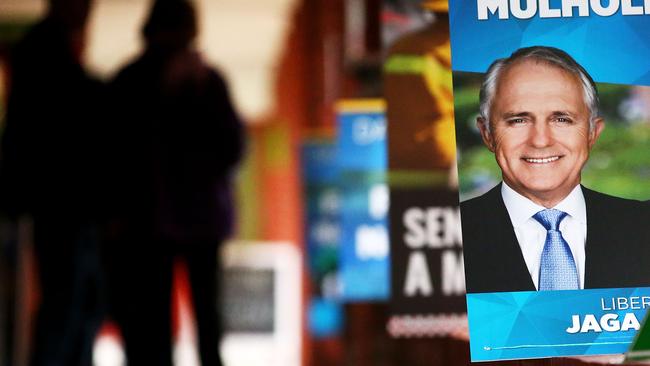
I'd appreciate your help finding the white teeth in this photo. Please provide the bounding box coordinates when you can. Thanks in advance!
[524,156,560,164]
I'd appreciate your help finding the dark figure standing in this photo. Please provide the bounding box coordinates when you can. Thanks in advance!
[107,0,244,365]
[0,0,105,365]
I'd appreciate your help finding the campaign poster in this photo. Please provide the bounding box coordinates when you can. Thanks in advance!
[336,99,390,302]
[388,187,466,337]
[301,141,344,337]
[449,0,650,361]
[383,0,466,337]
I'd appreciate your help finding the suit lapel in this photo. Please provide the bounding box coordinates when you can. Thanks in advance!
[583,186,611,288]
[486,185,537,291]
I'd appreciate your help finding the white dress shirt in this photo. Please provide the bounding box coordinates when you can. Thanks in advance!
[501,183,587,290]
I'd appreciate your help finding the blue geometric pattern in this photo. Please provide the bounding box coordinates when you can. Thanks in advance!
[467,288,650,361]
[534,209,579,291]
[448,0,650,86]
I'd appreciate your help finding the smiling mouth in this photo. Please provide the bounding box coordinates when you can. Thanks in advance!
[522,156,561,164]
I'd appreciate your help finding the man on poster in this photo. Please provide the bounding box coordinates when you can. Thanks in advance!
[461,46,650,294]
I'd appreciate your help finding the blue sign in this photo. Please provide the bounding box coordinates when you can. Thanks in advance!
[302,142,340,281]
[337,105,387,171]
[308,297,344,338]
[467,288,650,361]
[336,99,390,302]
[302,141,343,337]
[449,0,650,86]
[339,181,390,301]
[302,142,339,184]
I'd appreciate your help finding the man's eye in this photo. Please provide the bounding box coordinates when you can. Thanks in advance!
[507,118,526,124]
[554,117,572,123]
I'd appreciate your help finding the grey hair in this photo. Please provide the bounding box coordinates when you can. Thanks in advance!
[478,46,600,133]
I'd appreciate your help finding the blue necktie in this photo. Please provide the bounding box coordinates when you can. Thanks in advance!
[533,209,579,291]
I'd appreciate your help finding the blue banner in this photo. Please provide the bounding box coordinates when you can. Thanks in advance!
[303,142,339,184]
[336,99,390,302]
[449,0,650,86]
[337,103,387,171]
[339,181,390,301]
[467,288,650,361]
[302,142,340,280]
[301,141,343,337]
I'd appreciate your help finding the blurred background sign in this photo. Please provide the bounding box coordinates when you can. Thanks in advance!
[383,0,466,338]
[388,187,466,337]
[301,140,343,338]
[336,99,390,302]
[220,242,301,366]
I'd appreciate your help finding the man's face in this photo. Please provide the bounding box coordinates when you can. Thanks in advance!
[478,60,604,207]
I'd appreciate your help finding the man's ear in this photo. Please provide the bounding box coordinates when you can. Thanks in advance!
[477,117,495,152]
[588,117,605,149]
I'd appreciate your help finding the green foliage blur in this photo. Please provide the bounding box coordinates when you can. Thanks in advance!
[454,71,650,201]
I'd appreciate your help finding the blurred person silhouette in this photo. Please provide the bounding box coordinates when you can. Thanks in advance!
[0,0,106,365]
[106,0,244,365]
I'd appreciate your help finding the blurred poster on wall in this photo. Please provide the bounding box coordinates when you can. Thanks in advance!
[383,0,466,337]
[382,0,431,51]
[336,99,390,302]
[388,187,466,337]
[449,0,650,361]
[220,242,301,366]
[384,0,455,171]
[301,141,343,338]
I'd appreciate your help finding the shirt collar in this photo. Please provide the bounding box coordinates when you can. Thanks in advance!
[501,182,586,228]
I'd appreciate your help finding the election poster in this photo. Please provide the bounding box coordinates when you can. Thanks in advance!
[336,99,390,302]
[384,0,466,337]
[449,0,650,360]
[388,187,466,337]
[301,140,344,337]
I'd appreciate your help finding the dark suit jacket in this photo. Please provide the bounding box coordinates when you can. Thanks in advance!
[461,184,650,293]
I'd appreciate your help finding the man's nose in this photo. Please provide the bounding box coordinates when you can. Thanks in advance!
[529,122,553,147]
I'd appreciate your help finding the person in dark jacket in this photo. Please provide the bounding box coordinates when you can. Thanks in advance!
[1,0,105,364]
[106,0,244,364]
